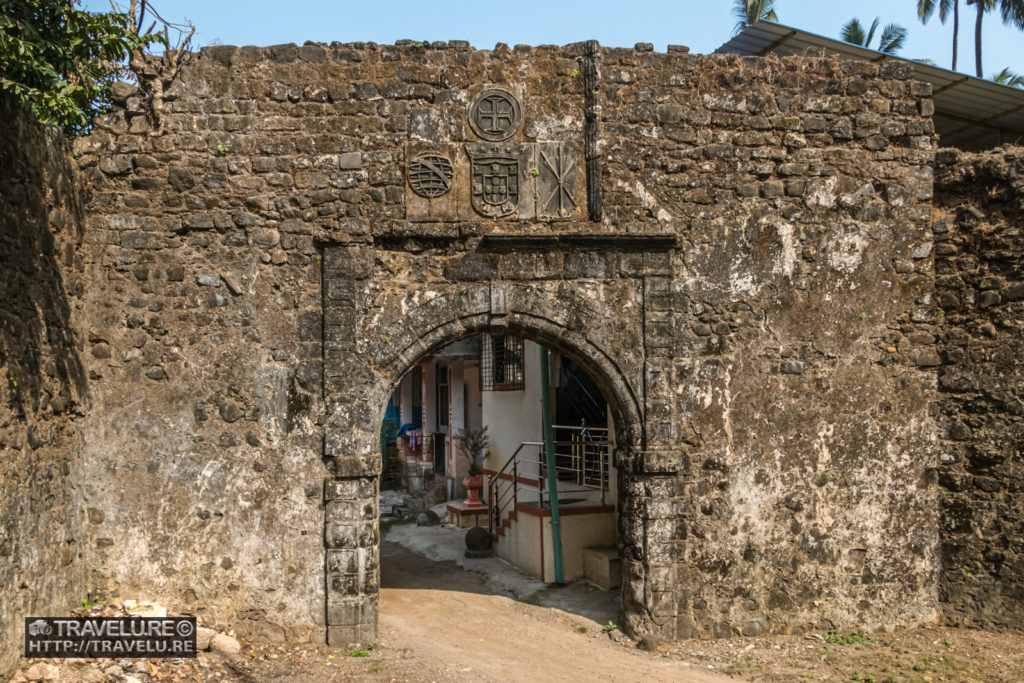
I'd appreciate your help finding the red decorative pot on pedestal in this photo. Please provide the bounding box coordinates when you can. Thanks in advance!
[462,473,485,507]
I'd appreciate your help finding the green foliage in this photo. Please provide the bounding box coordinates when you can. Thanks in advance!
[0,1,163,138]
[456,425,490,473]
[602,620,618,633]
[81,589,104,609]
[918,0,957,24]
[732,0,778,36]
[824,628,875,646]
[347,648,371,657]
[379,516,414,534]
[841,17,908,54]
[918,0,961,70]
[992,66,1024,87]
[966,0,1024,78]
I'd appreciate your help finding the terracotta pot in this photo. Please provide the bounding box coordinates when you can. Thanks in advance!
[462,473,485,507]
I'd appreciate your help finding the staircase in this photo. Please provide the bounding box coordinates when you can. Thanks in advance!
[486,431,617,583]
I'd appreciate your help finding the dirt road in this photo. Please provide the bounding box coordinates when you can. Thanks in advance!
[377,540,728,682]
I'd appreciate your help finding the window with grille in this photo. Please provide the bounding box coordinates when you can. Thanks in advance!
[480,334,525,391]
[436,364,449,429]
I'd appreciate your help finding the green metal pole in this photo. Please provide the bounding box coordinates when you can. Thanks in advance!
[540,345,564,584]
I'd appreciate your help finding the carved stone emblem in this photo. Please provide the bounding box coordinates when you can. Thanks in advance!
[537,143,577,218]
[466,143,522,218]
[468,89,522,141]
[408,154,453,198]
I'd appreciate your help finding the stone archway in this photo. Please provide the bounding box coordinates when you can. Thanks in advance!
[318,242,674,646]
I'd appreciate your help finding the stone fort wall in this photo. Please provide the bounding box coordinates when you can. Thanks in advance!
[0,106,88,673]
[0,36,1020,667]
[68,41,940,644]
[933,148,1024,632]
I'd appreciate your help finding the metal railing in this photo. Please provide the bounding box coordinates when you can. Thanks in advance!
[487,426,612,537]
[554,424,610,493]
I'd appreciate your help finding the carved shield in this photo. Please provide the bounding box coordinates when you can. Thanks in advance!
[467,143,522,218]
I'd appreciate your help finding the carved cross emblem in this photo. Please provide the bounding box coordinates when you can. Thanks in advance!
[477,97,515,135]
[469,89,522,142]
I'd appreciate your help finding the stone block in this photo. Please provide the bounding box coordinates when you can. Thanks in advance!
[634,450,683,475]
[326,596,378,627]
[323,246,373,280]
[327,547,378,576]
[325,521,378,549]
[324,477,376,502]
[325,499,376,523]
[327,623,377,648]
[268,43,298,62]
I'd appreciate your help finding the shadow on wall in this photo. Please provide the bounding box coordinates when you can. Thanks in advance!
[0,104,89,675]
[0,105,88,422]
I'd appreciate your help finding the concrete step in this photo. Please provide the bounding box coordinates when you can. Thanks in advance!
[583,546,621,591]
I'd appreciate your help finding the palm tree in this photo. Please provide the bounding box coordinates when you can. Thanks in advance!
[732,0,778,36]
[965,0,1024,78]
[841,17,909,54]
[992,66,1024,87]
[918,0,961,70]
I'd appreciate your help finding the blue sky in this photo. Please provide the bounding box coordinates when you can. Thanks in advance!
[87,1,1023,79]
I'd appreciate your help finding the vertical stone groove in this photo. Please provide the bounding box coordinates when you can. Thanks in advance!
[582,40,602,222]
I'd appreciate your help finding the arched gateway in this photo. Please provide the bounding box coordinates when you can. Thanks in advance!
[320,241,681,645]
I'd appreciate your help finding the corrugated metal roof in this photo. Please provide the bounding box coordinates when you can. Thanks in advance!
[715,20,1024,150]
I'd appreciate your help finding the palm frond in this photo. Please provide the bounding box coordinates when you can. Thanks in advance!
[992,67,1024,88]
[1000,0,1024,29]
[939,0,956,21]
[732,0,752,36]
[922,0,957,22]
[878,23,908,53]
[841,17,867,45]
[918,0,937,22]
[865,17,881,47]
[732,0,779,36]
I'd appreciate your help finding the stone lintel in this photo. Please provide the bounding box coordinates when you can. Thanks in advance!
[479,232,677,252]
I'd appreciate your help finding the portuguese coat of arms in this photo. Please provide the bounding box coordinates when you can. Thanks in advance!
[466,143,524,218]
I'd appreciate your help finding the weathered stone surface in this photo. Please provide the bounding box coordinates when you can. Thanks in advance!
[209,633,242,654]
[416,510,440,526]
[196,626,216,650]
[0,106,87,675]
[5,37,1024,675]
[83,43,936,648]
[22,663,59,681]
[933,148,1024,633]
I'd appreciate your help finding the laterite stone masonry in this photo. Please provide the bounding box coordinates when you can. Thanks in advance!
[1,38,1022,671]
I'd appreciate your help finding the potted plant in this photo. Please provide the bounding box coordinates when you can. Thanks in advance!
[456,426,489,507]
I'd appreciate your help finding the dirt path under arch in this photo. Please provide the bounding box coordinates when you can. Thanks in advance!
[376,540,729,683]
